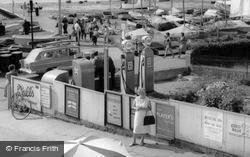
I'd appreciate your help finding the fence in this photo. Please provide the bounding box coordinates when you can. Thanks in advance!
[11,75,250,156]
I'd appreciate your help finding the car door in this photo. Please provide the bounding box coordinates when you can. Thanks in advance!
[31,51,54,73]
[53,48,71,68]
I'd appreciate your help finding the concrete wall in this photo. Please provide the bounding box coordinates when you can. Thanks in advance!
[170,99,250,157]
[15,76,250,156]
[52,81,105,126]
[50,80,250,156]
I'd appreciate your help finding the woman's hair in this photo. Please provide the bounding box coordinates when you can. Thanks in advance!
[136,87,146,96]
[8,64,15,71]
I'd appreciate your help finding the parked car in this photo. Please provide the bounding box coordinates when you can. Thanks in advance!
[20,42,82,74]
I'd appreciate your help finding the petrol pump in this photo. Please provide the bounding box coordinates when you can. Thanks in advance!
[120,39,136,94]
[139,36,154,92]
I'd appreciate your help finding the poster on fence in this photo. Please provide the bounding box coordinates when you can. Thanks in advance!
[203,110,223,143]
[245,123,250,138]
[65,85,80,119]
[40,83,51,109]
[156,102,175,140]
[106,92,122,127]
[228,118,250,138]
[12,77,41,111]
[228,118,245,137]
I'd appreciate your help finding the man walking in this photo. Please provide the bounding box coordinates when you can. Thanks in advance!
[74,20,81,46]
[179,32,187,58]
[62,16,68,34]
[34,2,40,16]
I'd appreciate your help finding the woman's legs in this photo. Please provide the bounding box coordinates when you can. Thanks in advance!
[139,135,145,145]
[164,47,170,58]
[129,134,137,146]
[170,48,174,58]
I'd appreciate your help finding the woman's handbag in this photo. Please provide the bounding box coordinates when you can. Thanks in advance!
[143,110,155,126]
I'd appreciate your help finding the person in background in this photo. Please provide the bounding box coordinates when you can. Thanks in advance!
[89,23,94,41]
[73,20,81,46]
[107,18,111,27]
[62,16,68,34]
[164,32,174,58]
[103,25,109,45]
[92,28,99,46]
[22,2,27,17]
[23,19,30,35]
[34,2,40,16]
[179,32,187,58]
[80,19,86,40]
[130,88,151,147]
[4,64,17,108]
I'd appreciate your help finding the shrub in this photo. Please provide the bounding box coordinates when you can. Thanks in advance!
[197,81,246,113]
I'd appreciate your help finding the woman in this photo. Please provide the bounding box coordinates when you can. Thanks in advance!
[103,25,109,45]
[130,88,151,146]
[4,64,17,108]
[92,28,99,46]
[164,32,174,58]
[179,32,187,58]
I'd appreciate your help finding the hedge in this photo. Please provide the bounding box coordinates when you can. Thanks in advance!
[191,39,250,59]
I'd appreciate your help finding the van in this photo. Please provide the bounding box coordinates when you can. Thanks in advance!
[20,42,82,74]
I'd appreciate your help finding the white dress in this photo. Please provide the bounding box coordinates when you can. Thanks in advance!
[133,96,150,135]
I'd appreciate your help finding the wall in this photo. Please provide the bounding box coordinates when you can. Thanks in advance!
[170,99,250,157]
[52,80,105,126]
[50,80,250,156]
[14,76,250,156]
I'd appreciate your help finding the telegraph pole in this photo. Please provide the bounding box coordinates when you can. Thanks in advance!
[58,0,62,35]
[224,0,227,26]
[201,0,204,26]
[109,0,111,13]
[171,0,173,14]
[30,0,34,49]
[183,0,185,26]
[133,0,134,12]
[12,0,15,14]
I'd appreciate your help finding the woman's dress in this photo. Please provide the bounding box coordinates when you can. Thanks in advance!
[133,96,150,135]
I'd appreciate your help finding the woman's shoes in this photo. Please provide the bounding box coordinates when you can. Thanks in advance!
[139,142,145,146]
[129,142,137,147]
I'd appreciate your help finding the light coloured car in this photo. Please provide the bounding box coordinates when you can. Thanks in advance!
[20,43,82,74]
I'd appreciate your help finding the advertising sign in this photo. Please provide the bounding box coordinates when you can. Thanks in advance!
[203,110,223,143]
[12,77,41,111]
[129,97,136,130]
[156,102,175,140]
[228,119,250,138]
[41,83,51,108]
[106,92,123,127]
[65,85,80,119]
[228,118,245,137]
[245,123,250,138]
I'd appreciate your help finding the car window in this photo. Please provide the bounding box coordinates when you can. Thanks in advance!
[43,51,53,59]
[55,49,68,58]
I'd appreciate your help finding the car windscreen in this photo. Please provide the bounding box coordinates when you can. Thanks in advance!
[25,48,42,64]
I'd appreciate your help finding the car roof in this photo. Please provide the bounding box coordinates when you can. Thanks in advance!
[25,45,79,62]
